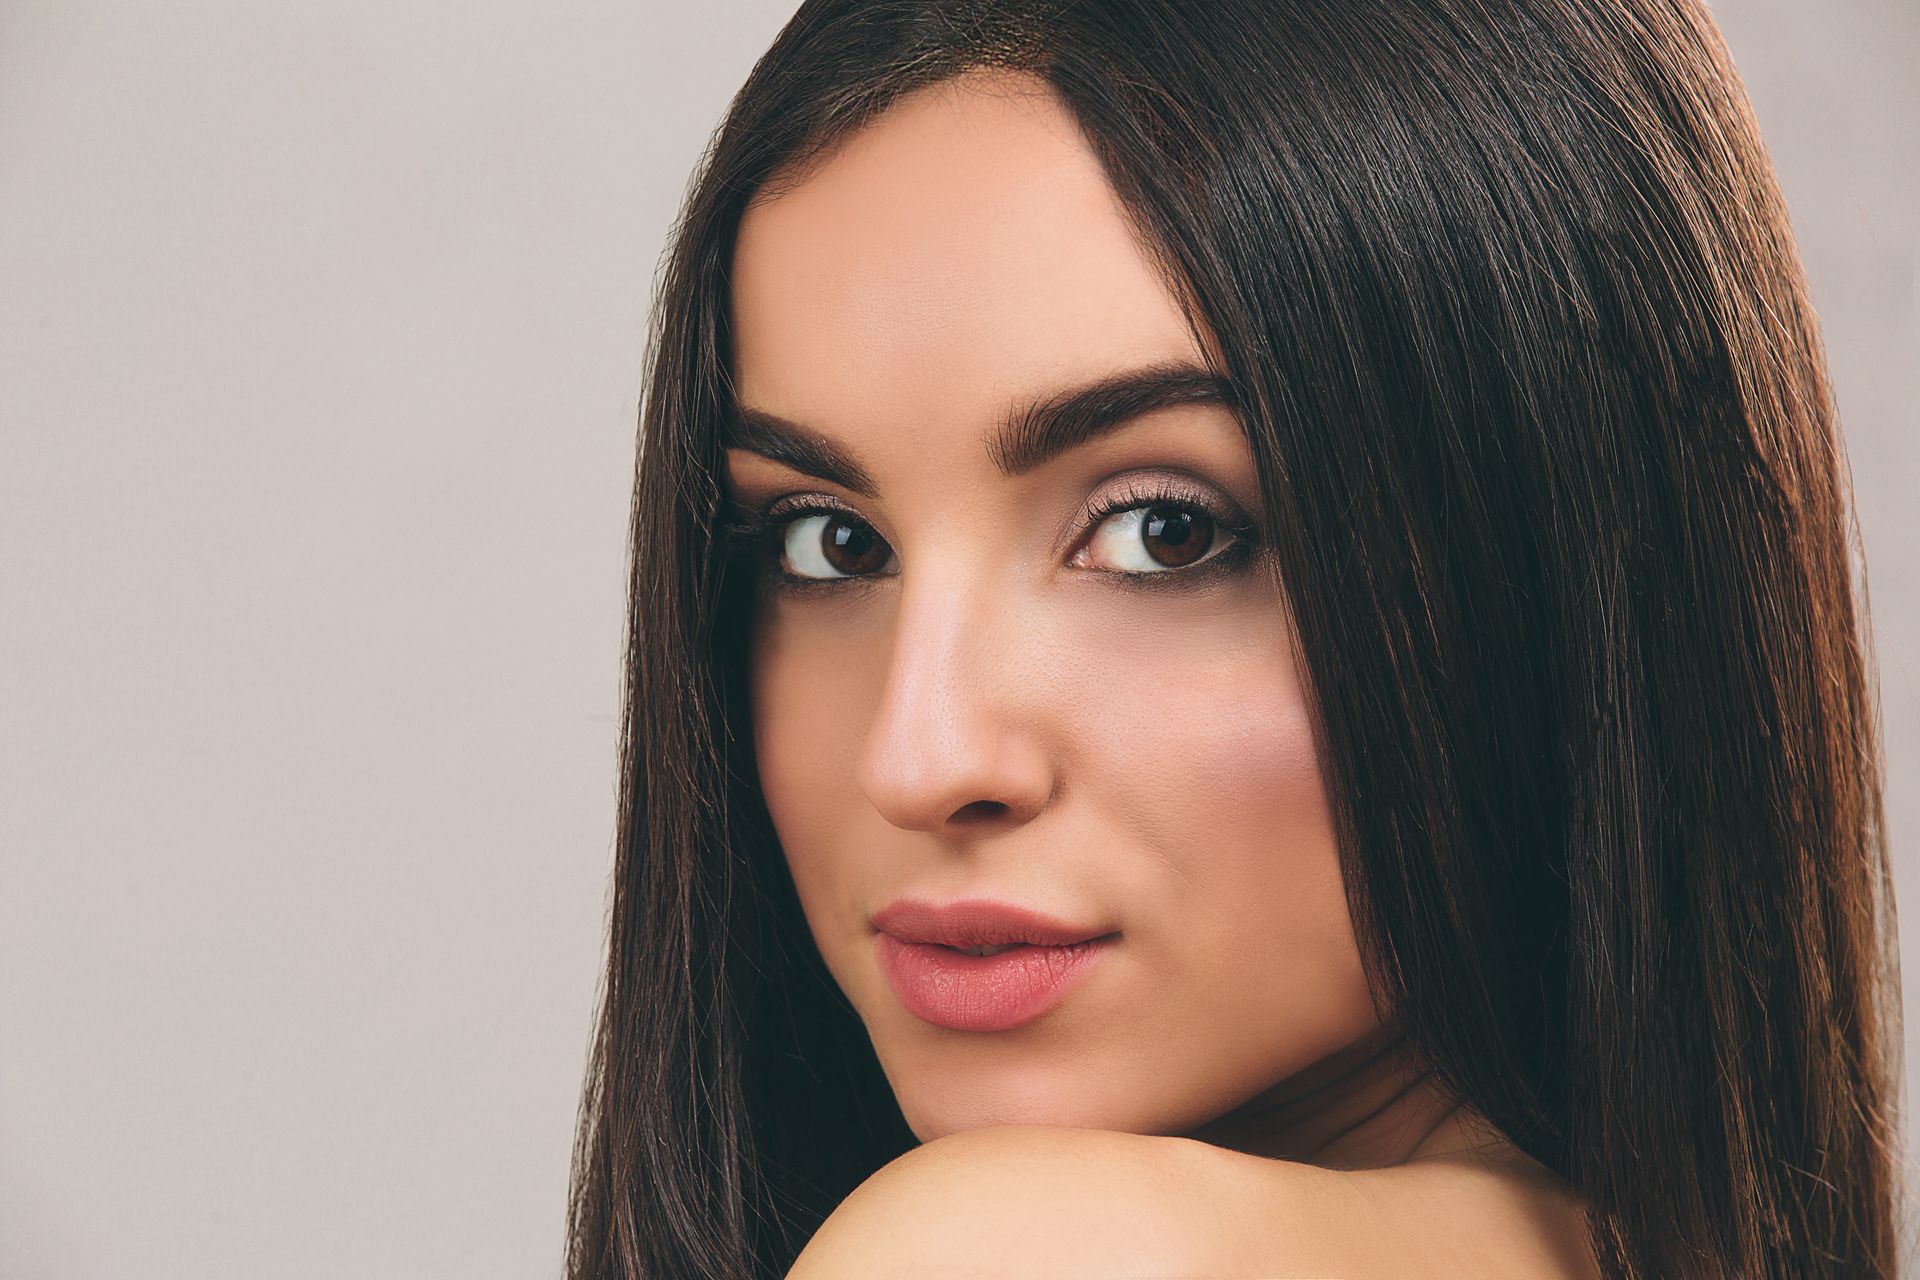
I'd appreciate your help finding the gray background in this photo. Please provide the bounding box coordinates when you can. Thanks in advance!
[0,2,1911,1276]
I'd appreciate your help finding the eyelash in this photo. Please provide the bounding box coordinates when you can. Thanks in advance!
[718,476,1260,596]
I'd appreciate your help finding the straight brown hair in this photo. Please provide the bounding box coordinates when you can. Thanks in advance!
[567,2,1905,1276]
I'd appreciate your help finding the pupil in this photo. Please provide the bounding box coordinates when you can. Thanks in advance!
[1143,505,1209,568]
[823,516,889,575]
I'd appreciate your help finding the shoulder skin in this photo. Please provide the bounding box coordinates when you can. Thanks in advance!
[782,1122,1601,1280]
[781,1123,1316,1280]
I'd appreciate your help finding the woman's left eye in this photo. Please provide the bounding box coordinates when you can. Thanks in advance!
[1071,498,1248,576]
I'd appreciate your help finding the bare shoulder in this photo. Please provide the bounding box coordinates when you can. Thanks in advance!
[785,1124,1601,1280]
[782,1124,1240,1279]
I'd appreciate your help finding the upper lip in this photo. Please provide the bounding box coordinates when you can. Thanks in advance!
[872,897,1119,948]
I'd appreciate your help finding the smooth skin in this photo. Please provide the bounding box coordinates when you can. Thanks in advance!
[786,1125,1601,1278]
[726,68,1599,1278]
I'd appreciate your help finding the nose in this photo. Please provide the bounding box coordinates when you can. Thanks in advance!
[852,566,1056,835]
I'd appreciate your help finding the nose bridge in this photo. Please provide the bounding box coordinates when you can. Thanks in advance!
[853,559,1053,830]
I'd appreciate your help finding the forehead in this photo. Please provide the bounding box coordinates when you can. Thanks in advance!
[727,70,1206,460]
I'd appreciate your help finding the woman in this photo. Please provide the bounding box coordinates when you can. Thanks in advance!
[566,2,1903,1277]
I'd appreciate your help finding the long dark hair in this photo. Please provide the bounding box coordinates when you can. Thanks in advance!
[566,2,1904,1276]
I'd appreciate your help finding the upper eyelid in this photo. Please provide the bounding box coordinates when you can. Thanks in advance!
[746,471,1250,539]
[1079,475,1255,534]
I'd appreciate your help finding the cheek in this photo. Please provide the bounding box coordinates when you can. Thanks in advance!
[744,608,875,979]
[1183,668,1346,944]
[1086,624,1376,1070]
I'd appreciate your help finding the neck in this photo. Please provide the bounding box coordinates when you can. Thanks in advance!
[1180,1022,1501,1170]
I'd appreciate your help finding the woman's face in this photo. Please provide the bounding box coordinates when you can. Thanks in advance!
[724,69,1378,1143]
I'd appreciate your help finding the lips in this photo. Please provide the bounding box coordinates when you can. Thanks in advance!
[870,897,1122,1029]
[870,896,1119,949]
[874,931,1119,1031]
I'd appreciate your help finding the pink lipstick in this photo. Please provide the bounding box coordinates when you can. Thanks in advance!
[871,897,1120,1032]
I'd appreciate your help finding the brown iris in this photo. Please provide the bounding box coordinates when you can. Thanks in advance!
[813,513,892,576]
[1139,504,1211,569]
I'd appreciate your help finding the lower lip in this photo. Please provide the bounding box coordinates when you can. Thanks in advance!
[875,932,1118,1032]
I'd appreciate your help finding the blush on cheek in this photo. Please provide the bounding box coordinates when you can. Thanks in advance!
[1117,634,1370,1027]
[1231,689,1351,940]
[1156,643,1334,853]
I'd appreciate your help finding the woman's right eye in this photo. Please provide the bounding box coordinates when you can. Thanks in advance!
[719,501,892,590]
[774,510,897,582]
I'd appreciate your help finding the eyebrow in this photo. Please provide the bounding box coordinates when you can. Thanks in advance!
[722,358,1237,500]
